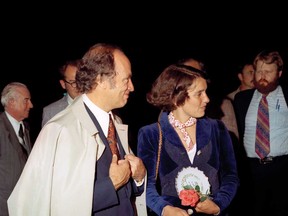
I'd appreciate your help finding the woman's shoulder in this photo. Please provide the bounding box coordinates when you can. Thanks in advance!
[199,117,226,130]
[139,122,158,133]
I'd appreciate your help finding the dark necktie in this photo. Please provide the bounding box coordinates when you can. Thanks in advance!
[255,95,270,159]
[19,123,28,156]
[19,123,25,145]
[107,114,120,159]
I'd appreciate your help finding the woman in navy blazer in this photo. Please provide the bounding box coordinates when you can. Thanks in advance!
[137,64,238,216]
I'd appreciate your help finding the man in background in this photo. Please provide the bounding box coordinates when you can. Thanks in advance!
[227,62,255,100]
[234,50,288,216]
[0,82,33,216]
[220,61,255,215]
[220,62,255,140]
[41,59,81,127]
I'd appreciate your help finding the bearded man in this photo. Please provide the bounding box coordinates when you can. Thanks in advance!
[233,50,288,216]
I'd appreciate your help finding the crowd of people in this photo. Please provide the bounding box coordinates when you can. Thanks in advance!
[0,43,287,216]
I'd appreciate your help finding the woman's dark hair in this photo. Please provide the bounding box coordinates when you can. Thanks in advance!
[147,64,209,111]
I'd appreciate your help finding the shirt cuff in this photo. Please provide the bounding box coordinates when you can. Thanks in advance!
[134,178,144,186]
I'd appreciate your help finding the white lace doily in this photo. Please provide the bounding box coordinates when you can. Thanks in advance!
[175,166,210,195]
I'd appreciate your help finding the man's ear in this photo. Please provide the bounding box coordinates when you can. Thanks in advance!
[59,80,66,90]
[96,75,108,89]
[238,73,243,82]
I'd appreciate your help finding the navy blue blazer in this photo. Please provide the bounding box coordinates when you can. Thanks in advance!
[137,112,239,216]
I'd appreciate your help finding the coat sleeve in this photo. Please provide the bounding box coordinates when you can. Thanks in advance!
[211,120,239,212]
[8,121,98,216]
[137,125,171,216]
[8,124,61,216]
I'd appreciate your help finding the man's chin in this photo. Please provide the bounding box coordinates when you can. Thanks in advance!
[255,83,278,95]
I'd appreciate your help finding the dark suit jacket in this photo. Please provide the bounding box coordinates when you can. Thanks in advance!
[233,85,288,146]
[0,112,32,216]
[85,106,144,216]
[138,112,239,216]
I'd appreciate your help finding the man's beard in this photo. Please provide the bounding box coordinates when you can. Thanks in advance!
[254,78,279,95]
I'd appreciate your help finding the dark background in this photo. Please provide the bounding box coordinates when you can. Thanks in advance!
[1,6,287,150]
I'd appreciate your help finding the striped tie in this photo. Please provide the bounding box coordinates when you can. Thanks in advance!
[255,95,270,159]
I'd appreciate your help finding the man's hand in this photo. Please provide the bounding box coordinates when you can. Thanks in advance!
[109,154,131,190]
[125,154,146,182]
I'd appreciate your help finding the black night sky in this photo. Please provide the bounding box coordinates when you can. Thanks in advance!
[1,6,287,149]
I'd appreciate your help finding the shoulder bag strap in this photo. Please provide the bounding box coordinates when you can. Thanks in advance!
[155,122,162,181]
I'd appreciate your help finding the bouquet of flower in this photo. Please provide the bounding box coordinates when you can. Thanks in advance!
[175,167,210,207]
[179,184,209,207]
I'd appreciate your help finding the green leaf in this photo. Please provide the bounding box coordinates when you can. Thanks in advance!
[183,185,193,190]
[200,196,207,202]
[195,185,200,192]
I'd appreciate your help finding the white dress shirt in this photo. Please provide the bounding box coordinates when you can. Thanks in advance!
[244,86,288,158]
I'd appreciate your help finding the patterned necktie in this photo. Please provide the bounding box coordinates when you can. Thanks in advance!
[107,114,120,159]
[255,95,270,159]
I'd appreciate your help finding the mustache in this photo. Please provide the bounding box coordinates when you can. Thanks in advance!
[254,78,268,85]
[258,78,267,82]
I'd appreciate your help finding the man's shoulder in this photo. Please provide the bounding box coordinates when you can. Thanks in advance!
[0,112,8,124]
[43,96,68,111]
[0,112,6,127]
[0,111,5,119]
[227,88,240,100]
[234,88,255,101]
[281,84,288,94]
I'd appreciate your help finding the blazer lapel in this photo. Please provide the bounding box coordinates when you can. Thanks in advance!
[115,123,130,155]
[1,113,25,155]
[72,97,105,159]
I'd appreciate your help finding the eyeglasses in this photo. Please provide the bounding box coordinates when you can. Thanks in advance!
[64,80,77,88]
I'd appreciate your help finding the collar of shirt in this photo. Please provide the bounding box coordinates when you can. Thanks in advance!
[67,93,74,105]
[82,94,112,136]
[5,111,23,136]
[255,85,281,104]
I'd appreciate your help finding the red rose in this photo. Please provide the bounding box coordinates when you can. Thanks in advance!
[179,189,200,207]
